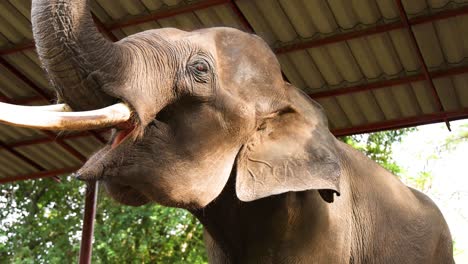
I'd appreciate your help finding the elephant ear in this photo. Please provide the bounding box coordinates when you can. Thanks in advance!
[235,84,341,202]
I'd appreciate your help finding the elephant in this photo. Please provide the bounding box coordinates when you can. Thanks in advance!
[0,0,454,263]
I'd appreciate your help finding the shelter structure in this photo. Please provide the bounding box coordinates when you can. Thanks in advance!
[0,1,467,263]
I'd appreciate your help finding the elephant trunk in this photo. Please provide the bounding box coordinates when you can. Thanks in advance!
[32,0,121,111]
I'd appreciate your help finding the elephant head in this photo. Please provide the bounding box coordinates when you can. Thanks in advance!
[2,0,341,208]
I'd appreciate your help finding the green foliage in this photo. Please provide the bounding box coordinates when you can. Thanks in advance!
[92,191,206,264]
[454,240,466,258]
[340,128,415,174]
[405,123,468,188]
[0,177,207,263]
[0,177,84,263]
[405,171,433,193]
[401,123,468,192]
[440,123,468,153]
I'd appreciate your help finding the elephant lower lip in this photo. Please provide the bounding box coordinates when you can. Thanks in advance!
[112,122,135,148]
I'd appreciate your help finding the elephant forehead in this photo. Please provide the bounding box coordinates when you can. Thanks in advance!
[214,30,282,83]
[182,31,218,54]
[142,28,189,40]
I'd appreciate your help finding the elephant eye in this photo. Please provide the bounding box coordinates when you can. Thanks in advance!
[192,60,209,73]
[195,62,207,72]
[189,59,211,83]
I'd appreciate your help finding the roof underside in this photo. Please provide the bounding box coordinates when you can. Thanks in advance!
[1,0,468,182]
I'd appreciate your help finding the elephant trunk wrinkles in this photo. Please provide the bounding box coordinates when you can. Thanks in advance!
[32,0,121,111]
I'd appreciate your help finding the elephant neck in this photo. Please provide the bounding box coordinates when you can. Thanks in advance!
[191,173,351,263]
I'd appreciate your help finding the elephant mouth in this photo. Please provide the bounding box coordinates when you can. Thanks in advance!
[111,121,136,149]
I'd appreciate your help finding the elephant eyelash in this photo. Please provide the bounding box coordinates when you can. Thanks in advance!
[192,73,209,83]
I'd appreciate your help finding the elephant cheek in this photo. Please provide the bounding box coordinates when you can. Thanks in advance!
[102,181,150,207]
[143,149,239,209]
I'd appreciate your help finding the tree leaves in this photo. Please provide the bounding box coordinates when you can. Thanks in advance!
[0,176,207,263]
[92,195,206,263]
[0,176,84,263]
[340,128,415,175]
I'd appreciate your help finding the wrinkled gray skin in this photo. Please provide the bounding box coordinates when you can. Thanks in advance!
[32,1,454,263]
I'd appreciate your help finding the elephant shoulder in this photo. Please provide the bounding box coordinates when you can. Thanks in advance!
[407,187,452,244]
[408,187,449,226]
[408,187,441,213]
[408,187,454,262]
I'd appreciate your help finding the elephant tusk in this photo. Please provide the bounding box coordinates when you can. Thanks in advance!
[0,102,132,130]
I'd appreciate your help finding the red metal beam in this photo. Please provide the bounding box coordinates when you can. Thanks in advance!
[5,129,108,148]
[79,181,99,264]
[332,108,468,137]
[0,40,35,56]
[309,73,424,99]
[0,57,52,101]
[395,0,448,129]
[411,4,468,25]
[42,131,87,162]
[6,132,93,148]
[275,5,468,54]
[0,166,79,184]
[106,0,229,30]
[433,64,468,78]
[228,0,254,32]
[275,21,403,54]
[0,139,45,171]
[309,64,468,99]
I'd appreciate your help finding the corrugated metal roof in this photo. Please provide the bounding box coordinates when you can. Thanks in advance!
[1,0,468,181]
